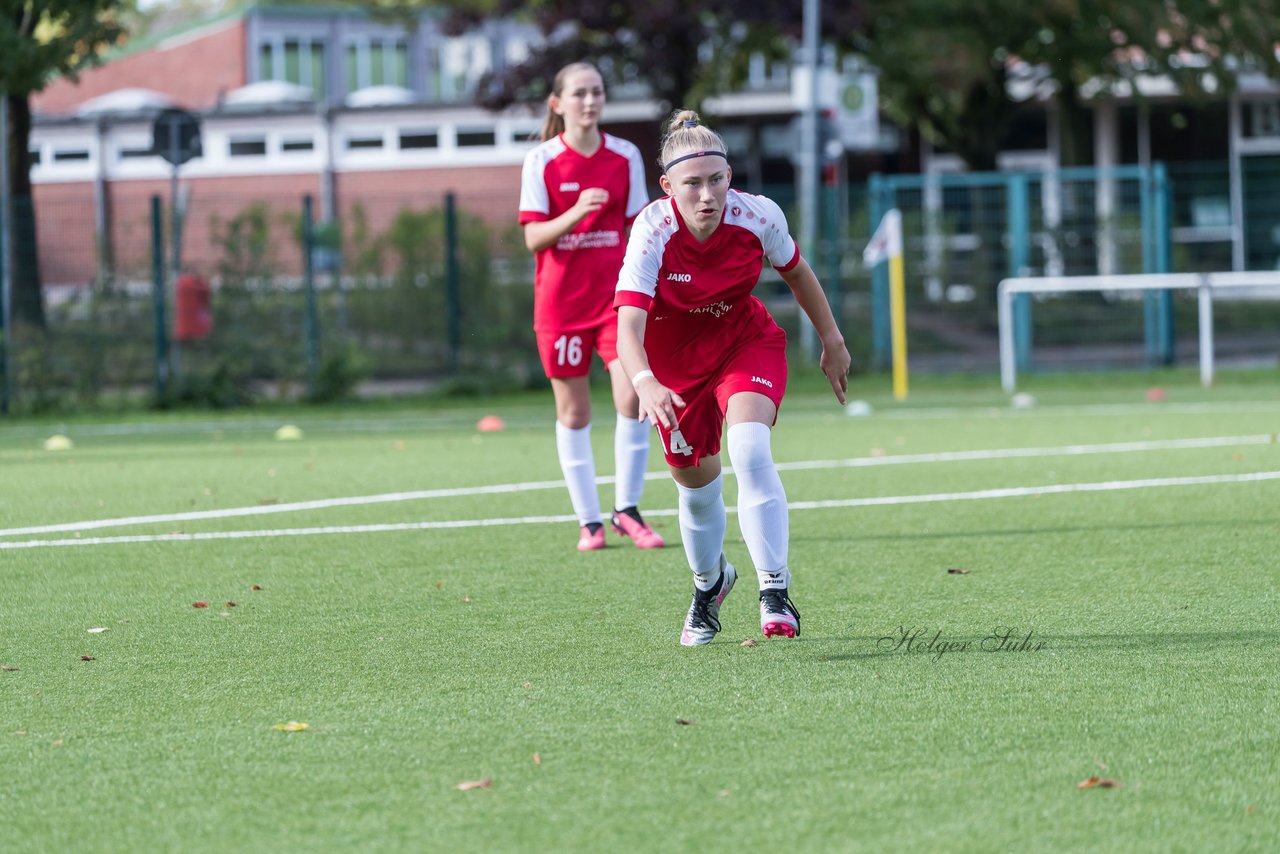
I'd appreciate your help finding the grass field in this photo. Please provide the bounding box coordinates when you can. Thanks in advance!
[2,369,1278,852]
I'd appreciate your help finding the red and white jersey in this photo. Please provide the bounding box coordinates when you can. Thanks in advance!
[613,189,800,389]
[519,133,648,332]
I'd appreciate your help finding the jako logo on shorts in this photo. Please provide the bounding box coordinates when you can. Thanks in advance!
[667,272,692,282]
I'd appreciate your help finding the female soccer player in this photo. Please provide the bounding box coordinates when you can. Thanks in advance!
[614,110,850,645]
[519,62,665,552]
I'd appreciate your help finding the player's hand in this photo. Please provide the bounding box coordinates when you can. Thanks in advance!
[635,375,685,431]
[820,337,851,406]
[572,188,610,219]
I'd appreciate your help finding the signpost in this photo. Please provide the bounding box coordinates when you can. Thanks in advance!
[151,108,202,381]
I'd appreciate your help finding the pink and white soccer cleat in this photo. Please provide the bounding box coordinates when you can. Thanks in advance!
[610,506,665,549]
[680,558,736,647]
[759,588,801,638]
[576,523,607,552]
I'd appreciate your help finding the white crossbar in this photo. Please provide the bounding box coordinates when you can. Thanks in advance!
[997,271,1280,392]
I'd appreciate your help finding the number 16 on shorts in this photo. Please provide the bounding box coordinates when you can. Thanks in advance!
[554,334,583,367]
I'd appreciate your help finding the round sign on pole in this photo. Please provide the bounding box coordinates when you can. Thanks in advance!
[152,108,202,166]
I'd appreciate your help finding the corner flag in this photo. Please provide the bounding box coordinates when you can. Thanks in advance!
[864,209,908,400]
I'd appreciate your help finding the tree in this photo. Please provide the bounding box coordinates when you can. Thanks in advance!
[1,0,129,328]
[847,0,1280,169]
[367,1,862,116]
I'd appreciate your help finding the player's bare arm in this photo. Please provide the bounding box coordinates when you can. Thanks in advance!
[616,305,685,429]
[522,188,611,252]
[780,257,851,405]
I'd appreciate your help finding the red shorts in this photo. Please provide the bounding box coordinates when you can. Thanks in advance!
[655,337,787,468]
[536,321,619,378]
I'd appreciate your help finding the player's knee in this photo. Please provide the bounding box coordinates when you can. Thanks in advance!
[727,421,774,473]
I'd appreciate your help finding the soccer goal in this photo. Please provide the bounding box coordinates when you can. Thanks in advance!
[997,271,1280,392]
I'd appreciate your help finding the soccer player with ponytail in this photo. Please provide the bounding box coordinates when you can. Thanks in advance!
[615,110,851,645]
[519,62,664,552]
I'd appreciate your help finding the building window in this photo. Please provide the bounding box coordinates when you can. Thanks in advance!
[428,34,491,102]
[345,39,408,92]
[457,128,496,147]
[259,37,327,99]
[281,137,315,153]
[1247,101,1280,139]
[27,148,41,168]
[346,136,384,150]
[53,149,90,162]
[229,137,267,157]
[119,146,154,160]
[399,130,438,150]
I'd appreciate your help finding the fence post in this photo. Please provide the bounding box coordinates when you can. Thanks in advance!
[444,192,461,375]
[822,156,844,336]
[868,174,891,371]
[150,195,169,401]
[1154,163,1175,364]
[1008,173,1032,372]
[0,95,10,415]
[302,194,319,395]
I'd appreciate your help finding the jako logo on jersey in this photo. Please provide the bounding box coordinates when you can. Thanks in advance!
[751,376,774,388]
[667,272,692,282]
[559,182,580,192]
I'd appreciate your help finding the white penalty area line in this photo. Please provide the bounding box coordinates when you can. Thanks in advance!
[4,470,1279,551]
[1,433,1276,541]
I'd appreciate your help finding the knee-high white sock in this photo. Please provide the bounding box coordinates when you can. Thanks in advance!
[613,413,651,512]
[556,421,601,526]
[676,474,726,591]
[727,422,790,590]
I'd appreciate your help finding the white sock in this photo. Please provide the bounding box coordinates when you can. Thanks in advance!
[613,413,651,512]
[727,422,790,590]
[556,421,601,526]
[676,474,726,591]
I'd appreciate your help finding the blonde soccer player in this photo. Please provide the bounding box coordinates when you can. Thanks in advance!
[615,110,850,644]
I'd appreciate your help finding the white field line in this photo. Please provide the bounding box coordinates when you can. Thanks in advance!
[3,399,1279,439]
[1,433,1275,540]
[4,470,1278,550]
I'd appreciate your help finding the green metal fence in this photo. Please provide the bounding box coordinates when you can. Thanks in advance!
[1,161,1277,416]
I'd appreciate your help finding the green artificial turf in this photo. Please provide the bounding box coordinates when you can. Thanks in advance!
[2,369,1278,852]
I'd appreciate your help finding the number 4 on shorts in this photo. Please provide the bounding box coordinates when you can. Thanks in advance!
[668,429,694,457]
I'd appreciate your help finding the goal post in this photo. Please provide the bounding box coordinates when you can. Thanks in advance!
[997,271,1280,393]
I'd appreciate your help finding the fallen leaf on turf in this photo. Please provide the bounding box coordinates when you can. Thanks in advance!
[50,739,63,747]
[224,602,238,608]
[522,681,532,689]
[2,665,18,671]
[676,719,695,726]
[462,596,470,603]
[532,753,541,765]
[740,639,758,647]
[718,790,732,798]
[1077,776,1122,789]
[80,656,95,661]
[947,568,972,575]
[251,585,262,591]
[435,581,444,589]
[455,779,491,791]
[273,721,309,733]
[192,601,209,608]
[87,627,109,633]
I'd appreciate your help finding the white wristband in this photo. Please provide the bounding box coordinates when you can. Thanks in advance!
[631,369,655,388]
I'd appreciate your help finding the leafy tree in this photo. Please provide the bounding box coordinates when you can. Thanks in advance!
[847,0,1280,168]
[1,0,129,328]
[366,1,861,115]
